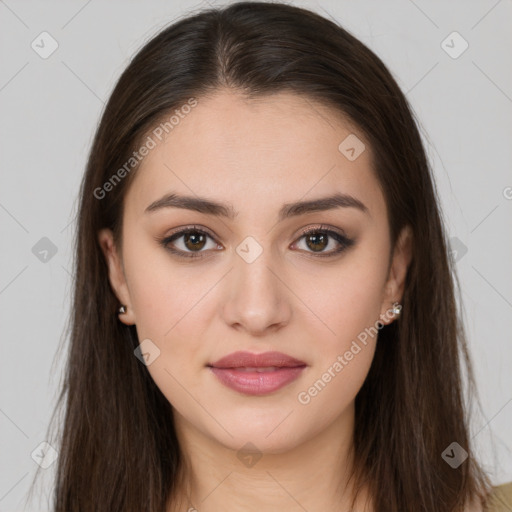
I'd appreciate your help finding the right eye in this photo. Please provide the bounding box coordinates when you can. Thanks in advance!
[159,226,222,259]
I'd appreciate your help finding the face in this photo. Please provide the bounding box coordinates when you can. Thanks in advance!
[99,89,412,455]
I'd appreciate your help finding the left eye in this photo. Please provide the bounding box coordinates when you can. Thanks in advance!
[293,229,352,256]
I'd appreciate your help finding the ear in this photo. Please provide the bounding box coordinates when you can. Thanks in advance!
[98,228,136,325]
[379,225,413,325]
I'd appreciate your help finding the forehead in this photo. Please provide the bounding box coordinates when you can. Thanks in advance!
[124,89,386,223]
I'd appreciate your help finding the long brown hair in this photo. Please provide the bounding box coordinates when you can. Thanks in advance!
[30,2,493,510]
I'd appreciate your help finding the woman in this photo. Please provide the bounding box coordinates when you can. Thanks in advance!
[33,2,511,511]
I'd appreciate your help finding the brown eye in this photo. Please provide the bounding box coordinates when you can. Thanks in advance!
[160,227,220,259]
[305,232,329,252]
[182,231,207,251]
[294,227,355,257]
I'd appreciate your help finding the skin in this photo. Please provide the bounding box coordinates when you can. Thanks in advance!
[99,89,413,512]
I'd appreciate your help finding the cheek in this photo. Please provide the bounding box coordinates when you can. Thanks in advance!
[301,256,388,350]
[122,240,221,392]
[123,237,210,342]
[293,268,383,417]
[292,250,387,407]
[127,261,210,410]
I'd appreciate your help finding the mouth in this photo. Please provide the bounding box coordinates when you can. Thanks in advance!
[207,351,307,396]
[223,366,286,372]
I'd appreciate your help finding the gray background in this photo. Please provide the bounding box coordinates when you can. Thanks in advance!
[0,0,511,510]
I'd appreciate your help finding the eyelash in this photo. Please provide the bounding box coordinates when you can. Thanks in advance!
[158,224,355,260]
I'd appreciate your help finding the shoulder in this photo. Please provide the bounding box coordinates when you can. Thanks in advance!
[483,481,512,512]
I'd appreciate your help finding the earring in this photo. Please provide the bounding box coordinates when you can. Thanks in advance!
[118,305,127,314]
[391,301,402,317]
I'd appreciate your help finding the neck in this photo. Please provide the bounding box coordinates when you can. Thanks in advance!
[167,402,372,512]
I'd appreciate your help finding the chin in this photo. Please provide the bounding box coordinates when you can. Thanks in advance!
[206,412,307,455]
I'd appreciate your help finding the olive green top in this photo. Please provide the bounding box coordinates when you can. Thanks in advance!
[485,481,512,512]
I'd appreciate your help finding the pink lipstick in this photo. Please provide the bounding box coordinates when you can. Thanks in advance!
[207,351,306,396]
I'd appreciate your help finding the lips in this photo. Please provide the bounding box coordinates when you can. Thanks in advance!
[207,351,307,396]
[209,350,306,369]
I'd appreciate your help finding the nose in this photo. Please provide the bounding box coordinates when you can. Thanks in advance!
[221,247,292,337]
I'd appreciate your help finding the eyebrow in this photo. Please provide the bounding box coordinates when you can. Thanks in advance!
[144,192,369,221]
